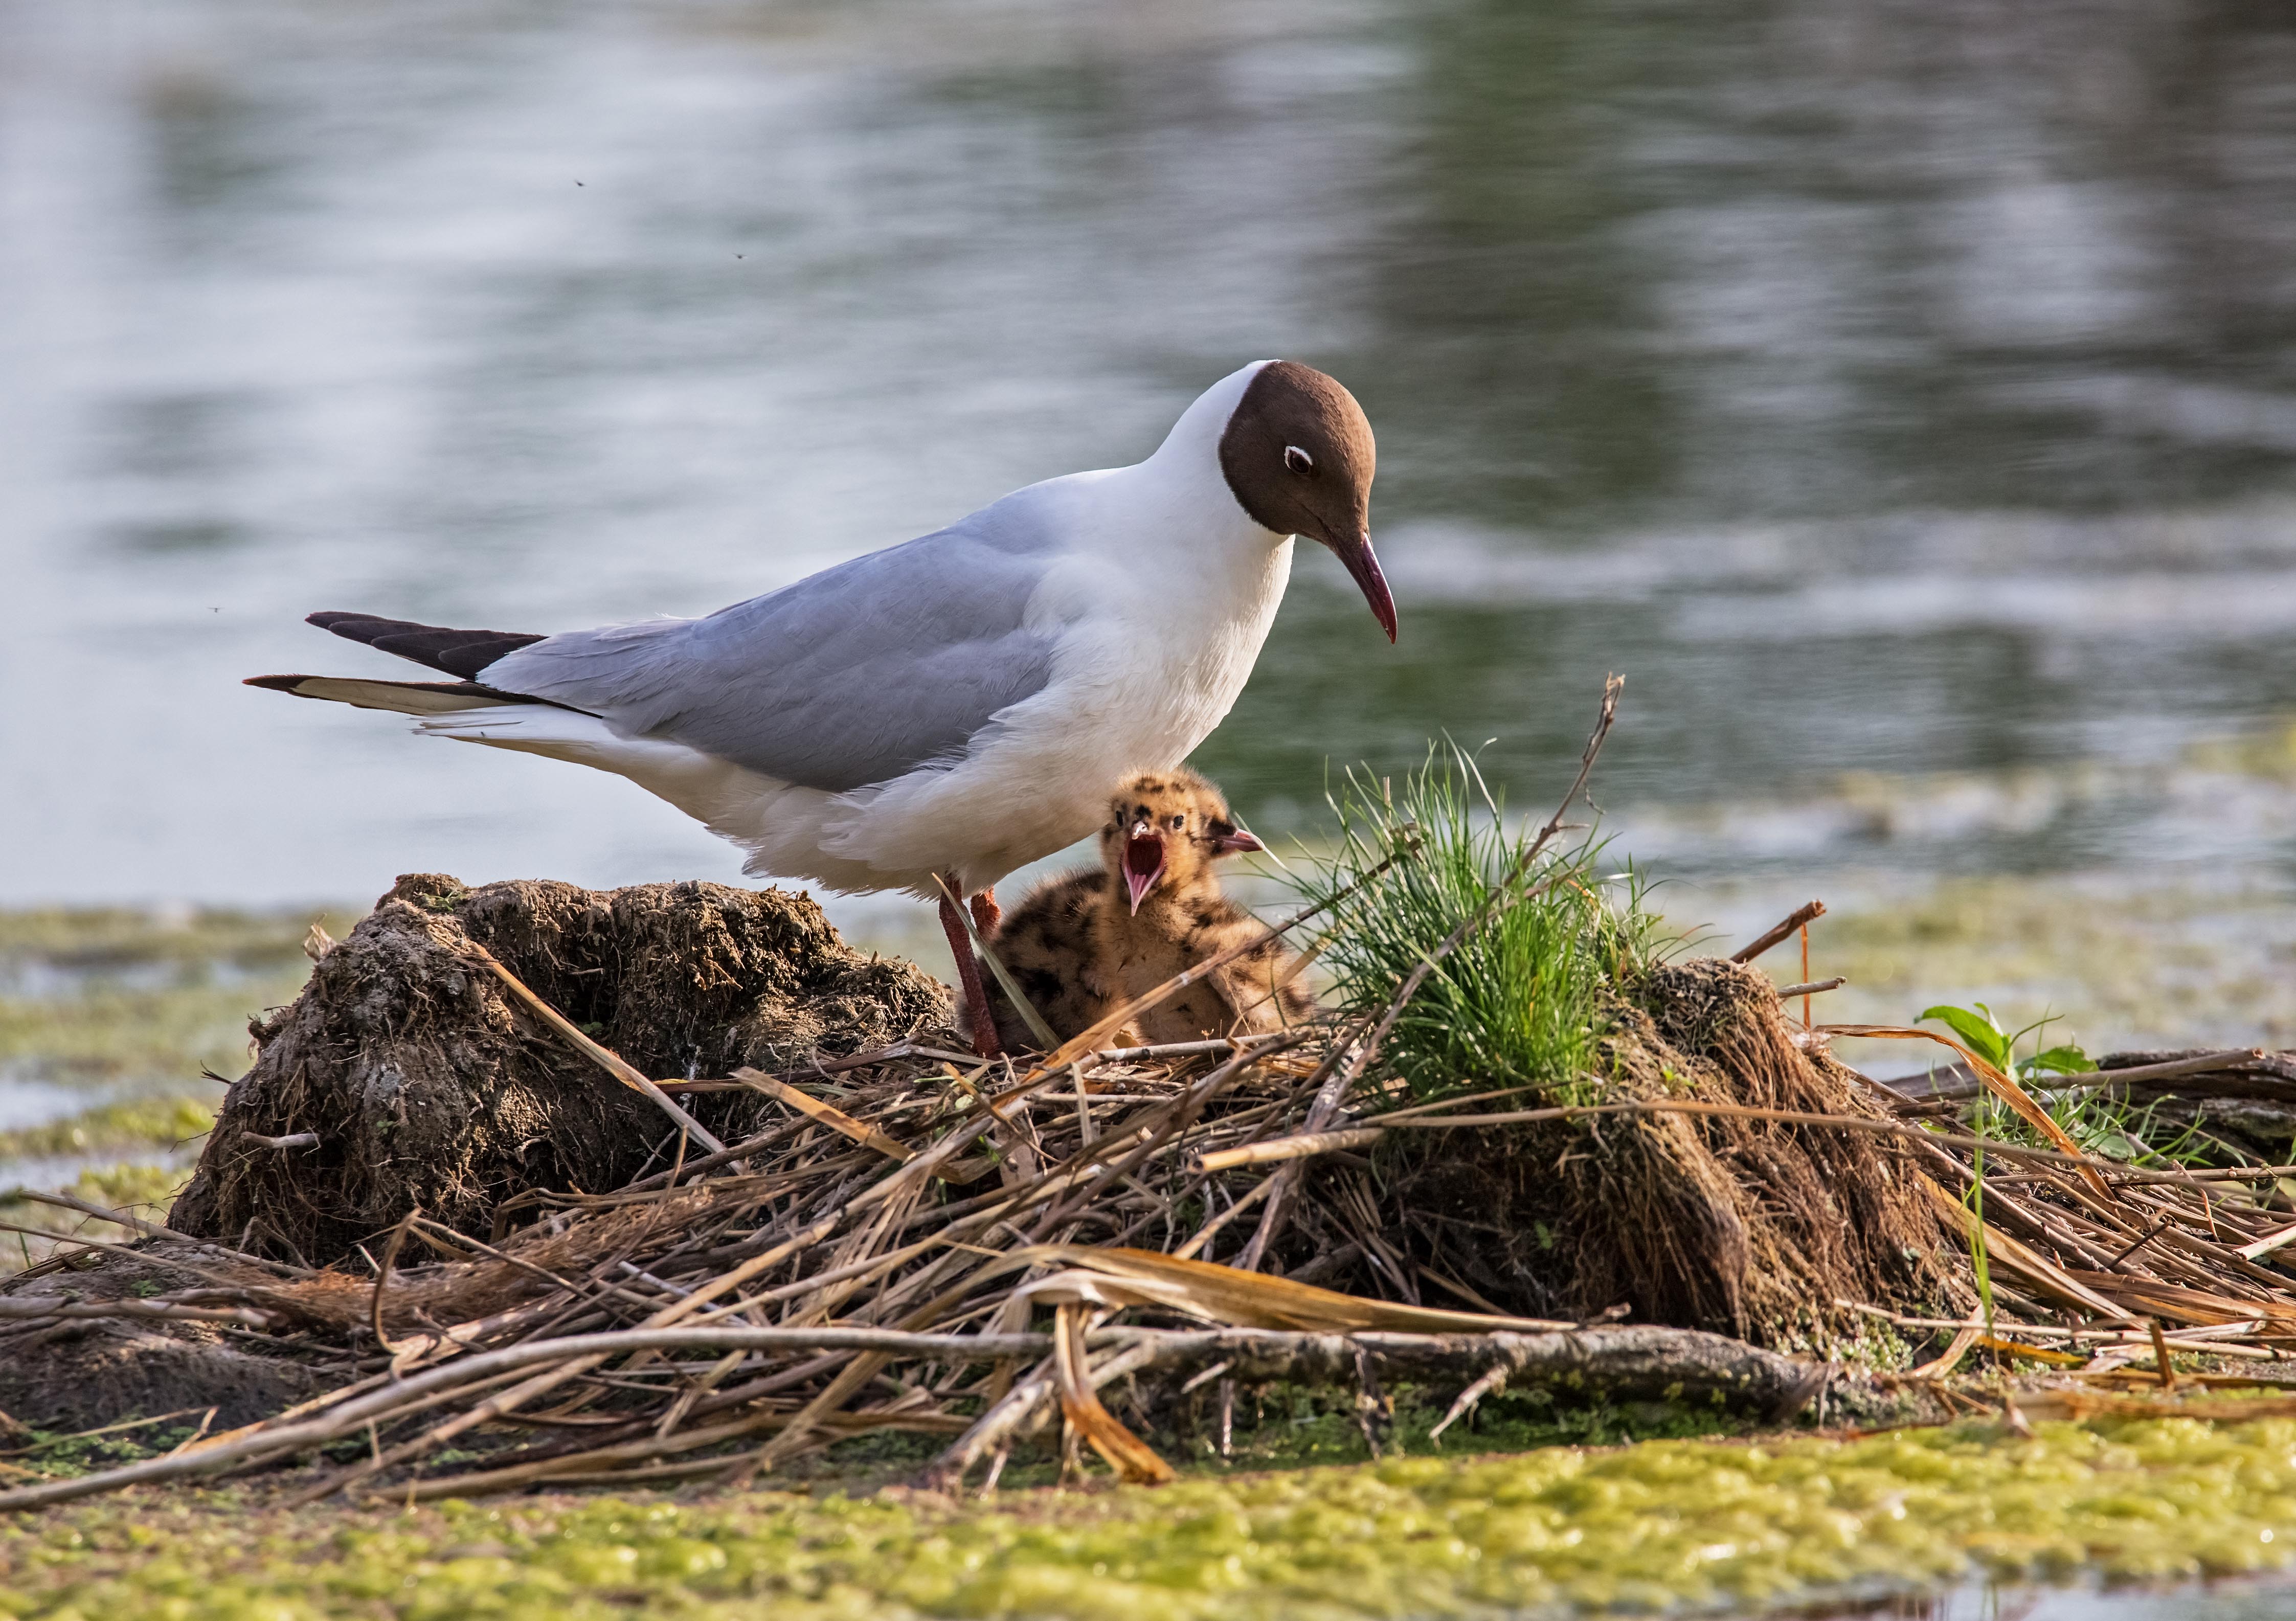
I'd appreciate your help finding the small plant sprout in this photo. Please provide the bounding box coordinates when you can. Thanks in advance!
[1918,1001,2095,1084]
[1919,1002,2209,1169]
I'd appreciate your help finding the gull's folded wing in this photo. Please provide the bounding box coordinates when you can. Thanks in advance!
[477,505,1060,794]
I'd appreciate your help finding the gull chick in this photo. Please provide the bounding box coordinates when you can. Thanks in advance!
[971,768,1312,1051]
[245,361,1389,1059]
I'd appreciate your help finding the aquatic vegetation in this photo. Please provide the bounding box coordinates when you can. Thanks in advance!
[0,909,339,978]
[6,1417,2296,1618]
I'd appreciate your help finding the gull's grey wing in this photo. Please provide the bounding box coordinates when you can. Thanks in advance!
[479,501,1060,794]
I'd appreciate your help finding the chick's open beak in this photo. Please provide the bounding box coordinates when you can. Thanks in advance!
[1122,824,1167,914]
[1334,530,1397,643]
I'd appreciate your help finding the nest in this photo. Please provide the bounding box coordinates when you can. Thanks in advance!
[1369,958,1968,1342]
[167,873,950,1265]
[16,895,2296,1516]
[4,929,1947,1507]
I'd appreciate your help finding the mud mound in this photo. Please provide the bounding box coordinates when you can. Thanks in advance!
[1365,957,1966,1344]
[169,873,949,1265]
[0,1247,322,1432]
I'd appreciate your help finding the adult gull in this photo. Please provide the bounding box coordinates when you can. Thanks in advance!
[249,359,1393,1054]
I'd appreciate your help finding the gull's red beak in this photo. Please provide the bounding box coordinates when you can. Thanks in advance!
[1334,531,1397,643]
[1123,825,1167,914]
[1211,828,1264,856]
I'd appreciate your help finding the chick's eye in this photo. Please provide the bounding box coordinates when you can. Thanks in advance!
[1168,814,1185,830]
[1284,444,1314,475]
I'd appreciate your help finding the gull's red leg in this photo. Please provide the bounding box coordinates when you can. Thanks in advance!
[969,887,1001,935]
[937,889,1005,1059]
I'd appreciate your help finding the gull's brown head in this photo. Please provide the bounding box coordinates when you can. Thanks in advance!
[1098,767,1265,916]
[1218,360,1393,642]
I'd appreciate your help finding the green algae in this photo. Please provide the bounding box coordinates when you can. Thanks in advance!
[0,1098,219,1164]
[0,905,347,1092]
[7,1419,2296,1619]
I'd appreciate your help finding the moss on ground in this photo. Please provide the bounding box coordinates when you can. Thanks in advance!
[5,1417,2296,1618]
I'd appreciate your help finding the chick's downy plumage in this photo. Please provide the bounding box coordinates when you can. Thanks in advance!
[967,767,1313,1052]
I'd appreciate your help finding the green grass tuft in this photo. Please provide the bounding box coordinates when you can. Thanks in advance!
[1287,745,1669,1101]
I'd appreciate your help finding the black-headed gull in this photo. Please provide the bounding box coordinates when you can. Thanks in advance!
[249,359,1392,1053]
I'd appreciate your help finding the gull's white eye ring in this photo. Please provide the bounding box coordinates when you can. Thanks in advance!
[1284,444,1314,475]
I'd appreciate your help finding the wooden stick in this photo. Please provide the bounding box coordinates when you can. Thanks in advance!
[1191,1129,1387,1175]
[0,1297,275,1327]
[1893,1048,2271,1105]
[1729,899,1826,963]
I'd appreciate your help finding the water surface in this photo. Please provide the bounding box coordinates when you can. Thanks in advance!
[4,0,2293,917]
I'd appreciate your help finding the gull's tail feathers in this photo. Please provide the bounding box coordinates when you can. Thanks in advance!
[242,674,538,716]
[305,611,547,680]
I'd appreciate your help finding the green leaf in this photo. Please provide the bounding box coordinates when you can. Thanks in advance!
[2023,1044,2097,1077]
[1919,1004,2010,1071]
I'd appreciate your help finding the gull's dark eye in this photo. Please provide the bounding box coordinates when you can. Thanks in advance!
[1168,814,1185,830]
[1284,444,1314,476]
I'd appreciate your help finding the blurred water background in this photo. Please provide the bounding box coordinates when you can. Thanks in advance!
[5,0,2296,1196]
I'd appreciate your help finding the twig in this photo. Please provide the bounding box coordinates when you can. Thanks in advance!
[1172,1173,1282,1259]
[1428,1363,1506,1444]
[733,1070,918,1165]
[1730,900,1827,964]
[1895,1048,2270,1105]
[0,1324,1048,1513]
[1220,1096,2245,1189]
[1191,1130,1387,1175]
[0,1298,276,1327]
[0,1189,311,1276]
